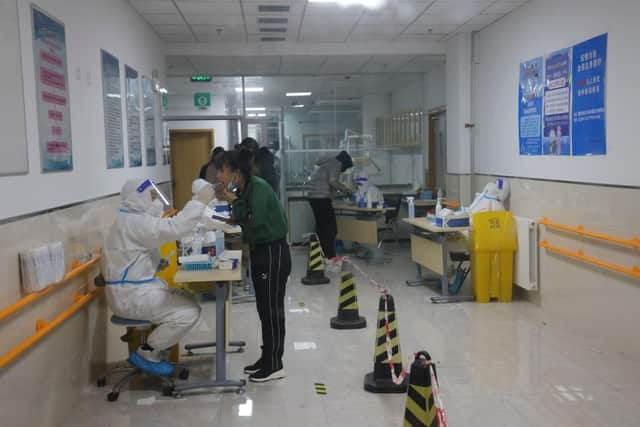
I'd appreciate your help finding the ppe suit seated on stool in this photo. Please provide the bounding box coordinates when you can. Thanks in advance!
[103,178,217,377]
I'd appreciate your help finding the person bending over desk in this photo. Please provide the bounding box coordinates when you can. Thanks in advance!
[307,151,353,261]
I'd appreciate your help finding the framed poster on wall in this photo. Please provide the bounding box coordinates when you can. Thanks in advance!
[125,65,142,167]
[32,6,73,172]
[543,48,571,156]
[101,50,124,169]
[518,57,544,155]
[142,76,157,166]
[572,33,607,156]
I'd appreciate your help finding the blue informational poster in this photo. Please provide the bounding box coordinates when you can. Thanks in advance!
[125,65,142,167]
[572,33,607,156]
[101,50,124,169]
[32,7,73,172]
[519,57,544,155]
[543,48,571,155]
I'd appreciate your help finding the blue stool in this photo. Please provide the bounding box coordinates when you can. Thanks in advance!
[97,315,188,401]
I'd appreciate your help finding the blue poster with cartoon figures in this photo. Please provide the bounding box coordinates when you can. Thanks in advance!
[572,33,607,156]
[519,57,544,155]
[543,48,571,155]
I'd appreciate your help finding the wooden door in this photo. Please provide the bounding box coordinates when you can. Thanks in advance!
[169,129,214,210]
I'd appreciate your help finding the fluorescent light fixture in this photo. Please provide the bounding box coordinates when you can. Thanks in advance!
[257,113,267,117]
[246,107,266,111]
[286,92,312,97]
[308,0,384,9]
[247,113,257,117]
[106,94,121,99]
[291,104,305,108]
[235,87,264,93]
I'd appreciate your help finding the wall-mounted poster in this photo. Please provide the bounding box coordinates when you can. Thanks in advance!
[32,6,73,172]
[543,48,571,156]
[125,65,142,167]
[518,57,544,155]
[572,33,607,156]
[101,50,124,169]
[142,76,157,166]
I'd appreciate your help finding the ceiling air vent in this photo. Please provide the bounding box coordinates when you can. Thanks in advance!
[258,5,290,13]
[261,37,286,42]
[258,17,288,24]
[259,27,287,33]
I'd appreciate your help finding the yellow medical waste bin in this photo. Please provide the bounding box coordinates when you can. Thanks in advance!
[470,211,517,303]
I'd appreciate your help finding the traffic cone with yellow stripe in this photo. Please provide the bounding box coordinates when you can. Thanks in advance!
[301,234,330,285]
[364,293,408,393]
[403,351,439,427]
[330,271,366,329]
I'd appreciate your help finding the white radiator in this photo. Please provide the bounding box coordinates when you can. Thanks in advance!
[513,216,539,291]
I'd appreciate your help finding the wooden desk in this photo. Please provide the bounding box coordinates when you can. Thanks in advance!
[333,202,393,246]
[172,250,245,394]
[402,218,473,304]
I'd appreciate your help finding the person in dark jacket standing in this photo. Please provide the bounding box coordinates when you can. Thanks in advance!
[239,138,279,195]
[307,151,353,261]
[199,146,224,184]
[217,148,291,383]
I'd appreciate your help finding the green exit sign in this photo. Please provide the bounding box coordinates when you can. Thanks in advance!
[194,92,211,108]
[191,75,212,82]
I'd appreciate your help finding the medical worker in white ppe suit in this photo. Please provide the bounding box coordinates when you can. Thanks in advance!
[103,178,216,376]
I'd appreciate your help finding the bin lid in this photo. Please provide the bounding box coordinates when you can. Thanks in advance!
[470,211,517,252]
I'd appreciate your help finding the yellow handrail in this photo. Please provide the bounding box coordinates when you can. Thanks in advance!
[539,240,640,279]
[0,290,97,369]
[540,217,640,249]
[0,255,101,323]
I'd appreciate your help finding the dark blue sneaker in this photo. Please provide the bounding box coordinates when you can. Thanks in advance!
[128,351,175,377]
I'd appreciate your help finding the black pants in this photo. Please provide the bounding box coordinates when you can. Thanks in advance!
[250,239,291,371]
[309,198,337,259]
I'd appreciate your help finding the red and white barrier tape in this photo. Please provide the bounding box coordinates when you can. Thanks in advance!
[313,237,446,419]
[428,361,448,427]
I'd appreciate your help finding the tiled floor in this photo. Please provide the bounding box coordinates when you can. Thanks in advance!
[62,244,640,426]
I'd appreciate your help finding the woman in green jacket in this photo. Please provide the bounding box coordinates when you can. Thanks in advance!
[217,148,291,383]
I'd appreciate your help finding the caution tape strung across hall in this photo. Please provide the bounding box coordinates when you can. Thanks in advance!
[308,233,409,385]
[308,234,448,425]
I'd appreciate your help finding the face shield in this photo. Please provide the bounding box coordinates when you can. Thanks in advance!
[137,179,170,208]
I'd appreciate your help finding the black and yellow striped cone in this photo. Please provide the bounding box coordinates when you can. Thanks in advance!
[404,351,438,427]
[301,235,330,285]
[364,294,408,393]
[330,271,366,329]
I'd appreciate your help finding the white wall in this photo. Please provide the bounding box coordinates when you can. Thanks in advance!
[424,64,446,111]
[0,0,167,221]
[362,94,390,140]
[473,0,640,186]
[446,33,473,175]
[391,79,424,111]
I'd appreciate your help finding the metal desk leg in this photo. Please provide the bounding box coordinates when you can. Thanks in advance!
[405,264,440,287]
[175,283,246,394]
[430,234,474,304]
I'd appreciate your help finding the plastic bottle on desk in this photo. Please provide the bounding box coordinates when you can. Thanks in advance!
[436,188,443,216]
[407,197,415,219]
[215,230,225,257]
